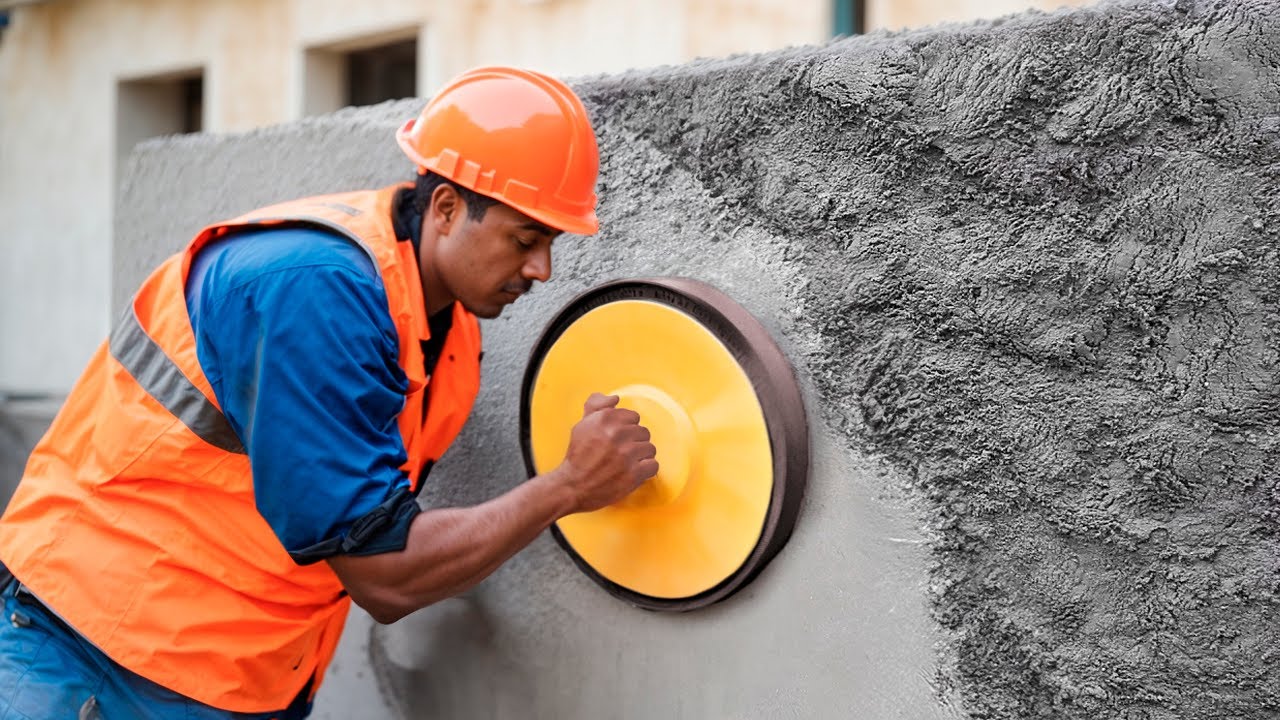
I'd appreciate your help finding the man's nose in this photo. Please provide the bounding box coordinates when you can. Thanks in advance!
[522,245,552,283]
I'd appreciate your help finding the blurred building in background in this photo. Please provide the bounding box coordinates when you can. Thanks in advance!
[0,0,1089,490]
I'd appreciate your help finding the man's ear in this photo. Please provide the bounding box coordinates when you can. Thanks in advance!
[429,184,463,234]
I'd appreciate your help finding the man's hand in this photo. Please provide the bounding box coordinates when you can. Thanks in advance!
[553,393,660,513]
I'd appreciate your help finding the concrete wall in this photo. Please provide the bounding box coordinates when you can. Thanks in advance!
[109,0,1280,717]
[0,397,59,508]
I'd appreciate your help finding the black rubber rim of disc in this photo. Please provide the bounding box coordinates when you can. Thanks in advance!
[519,277,808,612]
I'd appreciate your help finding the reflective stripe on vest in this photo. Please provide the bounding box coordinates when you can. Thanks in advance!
[109,308,245,454]
[0,185,482,712]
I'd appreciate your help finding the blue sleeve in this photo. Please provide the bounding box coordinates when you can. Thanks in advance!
[186,227,421,564]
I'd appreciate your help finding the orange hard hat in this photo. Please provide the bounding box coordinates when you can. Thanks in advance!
[397,66,600,235]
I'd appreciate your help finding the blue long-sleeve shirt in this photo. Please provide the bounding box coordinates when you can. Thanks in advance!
[185,226,421,562]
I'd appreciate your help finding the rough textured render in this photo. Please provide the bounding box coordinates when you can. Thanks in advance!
[113,0,1279,718]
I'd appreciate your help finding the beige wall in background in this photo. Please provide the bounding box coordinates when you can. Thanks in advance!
[0,0,1091,394]
[866,0,1097,31]
[0,0,293,396]
[686,0,828,62]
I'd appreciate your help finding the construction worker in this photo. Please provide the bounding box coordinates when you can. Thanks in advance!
[0,66,656,719]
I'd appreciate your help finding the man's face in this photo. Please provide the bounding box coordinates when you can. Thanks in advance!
[426,189,561,319]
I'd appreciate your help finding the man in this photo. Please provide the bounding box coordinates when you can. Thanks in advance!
[0,66,657,719]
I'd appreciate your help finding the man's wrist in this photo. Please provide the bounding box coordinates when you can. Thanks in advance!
[528,465,579,521]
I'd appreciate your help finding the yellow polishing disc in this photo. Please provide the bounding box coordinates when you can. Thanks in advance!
[528,299,773,599]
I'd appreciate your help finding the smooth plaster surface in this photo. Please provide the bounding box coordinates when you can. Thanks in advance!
[113,0,1280,717]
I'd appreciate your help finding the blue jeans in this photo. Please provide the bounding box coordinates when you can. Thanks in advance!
[0,580,310,719]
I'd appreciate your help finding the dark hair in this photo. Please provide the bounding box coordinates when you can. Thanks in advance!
[411,171,500,222]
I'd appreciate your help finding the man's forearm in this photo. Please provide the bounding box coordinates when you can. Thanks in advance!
[329,394,658,623]
[328,471,576,623]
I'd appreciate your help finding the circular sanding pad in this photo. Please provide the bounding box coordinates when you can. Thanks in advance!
[520,278,808,611]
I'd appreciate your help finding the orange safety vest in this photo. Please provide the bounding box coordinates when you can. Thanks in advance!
[0,185,481,712]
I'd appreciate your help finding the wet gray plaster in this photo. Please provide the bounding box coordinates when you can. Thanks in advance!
[114,0,1280,717]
